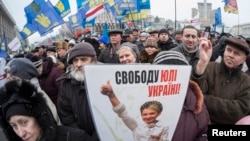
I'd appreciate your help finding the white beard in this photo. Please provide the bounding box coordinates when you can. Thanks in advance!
[70,66,85,82]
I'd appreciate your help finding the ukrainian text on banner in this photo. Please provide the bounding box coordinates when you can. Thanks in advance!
[84,64,191,141]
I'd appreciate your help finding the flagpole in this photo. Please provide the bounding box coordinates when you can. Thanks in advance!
[174,0,176,31]
[238,14,239,35]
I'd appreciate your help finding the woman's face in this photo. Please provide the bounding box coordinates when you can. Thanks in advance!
[9,115,42,141]
[141,108,160,124]
[118,48,137,64]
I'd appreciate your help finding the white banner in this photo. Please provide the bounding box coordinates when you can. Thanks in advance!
[8,37,21,51]
[84,64,192,141]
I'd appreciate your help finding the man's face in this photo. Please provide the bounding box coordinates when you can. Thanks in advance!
[223,45,247,69]
[182,28,198,51]
[71,56,95,82]
[158,33,169,42]
[150,33,159,41]
[109,33,122,44]
[125,34,135,42]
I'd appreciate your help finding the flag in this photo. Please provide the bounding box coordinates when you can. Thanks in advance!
[214,7,222,26]
[8,37,21,51]
[190,12,199,24]
[24,0,47,24]
[223,0,238,14]
[76,0,88,9]
[102,22,109,44]
[54,0,71,18]
[85,4,104,21]
[19,23,36,40]
[0,32,8,59]
[34,0,65,35]
[115,0,138,11]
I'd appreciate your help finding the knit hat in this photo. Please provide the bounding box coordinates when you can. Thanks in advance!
[98,36,109,45]
[225,37,250,55]
[30,55,43,68]
[68,42,96,64]
[158,28,169,37]
[5,58,39,80]
[153,51,189,65]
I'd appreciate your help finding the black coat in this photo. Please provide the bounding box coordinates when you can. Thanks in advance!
[57,73,99,140]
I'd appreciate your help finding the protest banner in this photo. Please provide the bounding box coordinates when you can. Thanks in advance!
[84,64,191,141]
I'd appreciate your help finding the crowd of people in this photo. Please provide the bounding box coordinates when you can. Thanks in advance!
[0,24,250,141]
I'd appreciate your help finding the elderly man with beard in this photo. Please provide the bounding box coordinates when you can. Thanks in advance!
[57,42,99,141]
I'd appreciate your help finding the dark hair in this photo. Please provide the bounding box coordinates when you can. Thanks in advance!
[181,25,200,37]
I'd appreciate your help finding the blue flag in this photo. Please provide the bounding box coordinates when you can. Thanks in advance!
[214,7,222,26]
[76,0,88,9]
[0,32,8,59]
[24,0,47,24]
[33,0,64,35]
[102,22,109,44]
[54,0,71,18]
[19,23,36,40]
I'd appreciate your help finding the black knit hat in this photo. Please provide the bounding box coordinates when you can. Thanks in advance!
[158,28,169,37]
[153,51,189,65]
[68,42,96,64]
[0,80,57,141]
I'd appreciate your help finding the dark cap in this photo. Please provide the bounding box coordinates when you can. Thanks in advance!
[225,37,250,55]
[108,29,123,36]
[123,29,133,37]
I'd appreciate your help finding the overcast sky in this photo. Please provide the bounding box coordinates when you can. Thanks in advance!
[2,0,249,43]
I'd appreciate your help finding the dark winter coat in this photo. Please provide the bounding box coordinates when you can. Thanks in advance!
[97,44,121,63]
[157,38,177,51]
[172,80,210,141]
[192,61,250,124]
[0,80,97,141]
[57,73,99,140]
[39,59,63,105]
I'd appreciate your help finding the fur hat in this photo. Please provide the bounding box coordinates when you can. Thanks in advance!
[5,58,38,80]
[68,42,96,64]
[0,80,57,141]
[153,51,189,65]
[225,37,250,55]
[55,41,68,50]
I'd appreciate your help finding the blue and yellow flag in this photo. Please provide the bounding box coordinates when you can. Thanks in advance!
[24,0,47,24]
[19,23,36,40]
[223,0,238,14]
[54,0,71,18]
[0,32,8,59]
[34,0,65,35]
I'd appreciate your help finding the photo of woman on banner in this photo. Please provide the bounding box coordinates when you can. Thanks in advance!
[100,80,169,141]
